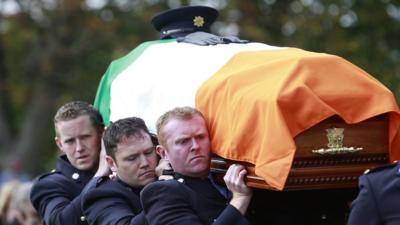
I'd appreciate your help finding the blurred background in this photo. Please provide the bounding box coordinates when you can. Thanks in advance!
[0,0,399,181]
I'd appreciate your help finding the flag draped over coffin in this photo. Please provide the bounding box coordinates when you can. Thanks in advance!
[94,39,400,190]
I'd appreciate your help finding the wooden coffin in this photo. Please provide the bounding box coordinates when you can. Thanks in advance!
[211,114,389,190]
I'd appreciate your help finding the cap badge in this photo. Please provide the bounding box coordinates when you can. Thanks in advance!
[193,16,205,27]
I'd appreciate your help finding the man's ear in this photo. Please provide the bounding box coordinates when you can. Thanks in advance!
[105,155,117,173]
[156,145,168,160]
[55,136,64,152]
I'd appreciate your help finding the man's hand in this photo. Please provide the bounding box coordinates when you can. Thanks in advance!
[224,164,253,215]
[155,159,173,180]
[94,140,111,177]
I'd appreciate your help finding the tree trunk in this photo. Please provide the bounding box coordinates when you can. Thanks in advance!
[13,80,59,176]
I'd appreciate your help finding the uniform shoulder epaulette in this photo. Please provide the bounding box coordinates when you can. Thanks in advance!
[363,161,398,175]
[37,169,60,180]
[95,176,110,187]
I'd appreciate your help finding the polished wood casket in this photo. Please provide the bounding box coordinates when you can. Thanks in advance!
[211,113,389,190]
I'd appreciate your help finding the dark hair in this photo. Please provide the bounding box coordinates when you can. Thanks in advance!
[103,117,158,158]
[54,101,104,136]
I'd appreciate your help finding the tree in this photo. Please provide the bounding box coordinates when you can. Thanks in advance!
[0,0,399,177]
[0,0,163,176]
[233,0,400,97]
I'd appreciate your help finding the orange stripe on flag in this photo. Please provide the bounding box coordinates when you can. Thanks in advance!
[196,48,400,190]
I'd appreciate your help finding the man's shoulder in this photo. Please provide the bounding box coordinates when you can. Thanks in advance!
[363,161,399,176]
[84,177,124,193]
[32,169,67,186]
[144,179,177,188]
[362,161,400,182]
[91,176,114,188]
[31,167,89,197]
[30,170,75,206]
[82,177,142,215]
[83,177,138,201]
[142,179,185,197]
[141,179,195,209]
[31,170,73,199]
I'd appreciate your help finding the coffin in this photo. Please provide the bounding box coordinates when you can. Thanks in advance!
[93,40,400,191]
[211,114,389,190]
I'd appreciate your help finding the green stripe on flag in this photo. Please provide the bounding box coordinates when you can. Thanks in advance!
[93,39,175,126]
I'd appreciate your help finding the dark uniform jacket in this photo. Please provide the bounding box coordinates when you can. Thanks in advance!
[81,176,146,225]
[30,155,94,225]
[246,188,356,225]
[140,174,250,225]
[347,162,400,225]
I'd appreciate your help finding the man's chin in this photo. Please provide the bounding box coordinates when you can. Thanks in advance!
[188,164,210,177]
[192,158,210,168]
[142,177,156,186]
[190,156,210,164]
[75,163,94,172]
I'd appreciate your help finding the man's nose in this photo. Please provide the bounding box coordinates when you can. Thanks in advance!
[190,138,200,152]
[76,140,84,152]
[139,154,150,167]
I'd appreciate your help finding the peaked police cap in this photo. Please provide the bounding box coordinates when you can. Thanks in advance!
[151,6,219,39]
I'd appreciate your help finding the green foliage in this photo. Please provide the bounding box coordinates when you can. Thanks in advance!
[0,0,399,175]
[230,0,400,100]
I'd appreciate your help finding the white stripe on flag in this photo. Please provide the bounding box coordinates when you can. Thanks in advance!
[110,41,283,132]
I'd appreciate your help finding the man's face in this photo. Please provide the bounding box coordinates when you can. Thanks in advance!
[55,115,102,172]
[107,132,158,188]
[160,115,211,178]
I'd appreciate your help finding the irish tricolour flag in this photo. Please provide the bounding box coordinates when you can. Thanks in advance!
[94,39,400,190]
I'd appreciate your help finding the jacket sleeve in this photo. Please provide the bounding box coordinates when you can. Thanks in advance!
[141,181,249,225]
[213,204,249,225]
[347,175,381,225]
[30,175,85,225]
[81,180,145,225]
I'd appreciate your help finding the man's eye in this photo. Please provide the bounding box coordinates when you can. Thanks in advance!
[81,135,91,140]
[178,139,189,145]
[127,156,138,161]
[145,148,154,155]
[65,139,74,144]
[196,134,205,140]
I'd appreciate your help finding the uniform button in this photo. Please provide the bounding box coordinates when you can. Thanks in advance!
[363,169,370,175]
[177,178,184,183]
[80,216,85,221]
[72,173,80,180]
[51,169,56,173]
